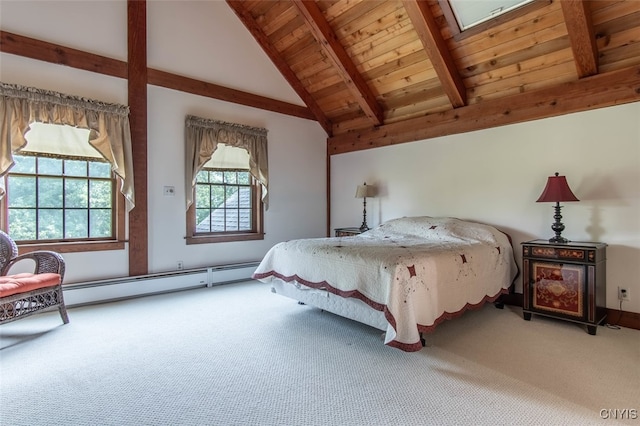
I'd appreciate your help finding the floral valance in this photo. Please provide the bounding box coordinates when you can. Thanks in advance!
[0,82,135,211]
[185,115,269,210]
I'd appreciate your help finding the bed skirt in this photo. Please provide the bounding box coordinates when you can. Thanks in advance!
[269,279,388,331]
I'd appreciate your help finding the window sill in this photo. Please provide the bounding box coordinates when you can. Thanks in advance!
[17,240,126,254]
[186,233,264,245]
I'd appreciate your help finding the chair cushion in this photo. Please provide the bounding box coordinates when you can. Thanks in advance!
[0,273,62,297]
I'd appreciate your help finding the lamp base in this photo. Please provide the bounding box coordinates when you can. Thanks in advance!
[360,197,369,232]
[548,202,570,244]
[548,236,570,244]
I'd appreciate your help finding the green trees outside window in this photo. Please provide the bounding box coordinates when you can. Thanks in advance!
[7,154,114,242]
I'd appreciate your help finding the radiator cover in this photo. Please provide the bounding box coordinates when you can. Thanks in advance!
[63,262,259,307]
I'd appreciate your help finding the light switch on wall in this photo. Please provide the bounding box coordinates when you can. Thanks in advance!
[163,186,175,196]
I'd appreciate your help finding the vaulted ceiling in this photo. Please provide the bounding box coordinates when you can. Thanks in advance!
[227,0,640,154]
[2,1,639,156]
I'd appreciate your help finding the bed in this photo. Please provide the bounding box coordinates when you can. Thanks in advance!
[253,216,519,352]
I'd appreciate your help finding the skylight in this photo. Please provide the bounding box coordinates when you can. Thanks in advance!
[449,0,534,30]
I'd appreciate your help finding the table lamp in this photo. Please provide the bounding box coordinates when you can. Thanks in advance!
[355,182,376,231]
[536,172,579,243]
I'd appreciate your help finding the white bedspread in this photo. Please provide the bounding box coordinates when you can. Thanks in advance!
[253,216,518,351]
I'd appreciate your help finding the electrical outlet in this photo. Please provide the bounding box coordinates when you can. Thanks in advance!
[618,287,630,301]
[177,261,184,271]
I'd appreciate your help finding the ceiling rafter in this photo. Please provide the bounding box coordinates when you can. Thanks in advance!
[402,0,466,108]
[328,64,640,154]
[560,0,598,78]
[226,0,333,135]
[292,0,384,126]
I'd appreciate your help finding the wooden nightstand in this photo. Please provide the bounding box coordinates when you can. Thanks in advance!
[522,240,607,335]
[334,227,364,237]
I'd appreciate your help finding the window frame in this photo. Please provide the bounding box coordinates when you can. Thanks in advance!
[186,167,264,245]
[439,0,550,41]
[1,153,126,254]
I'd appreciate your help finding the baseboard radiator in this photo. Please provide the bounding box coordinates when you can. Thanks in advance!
[63,261,260,307]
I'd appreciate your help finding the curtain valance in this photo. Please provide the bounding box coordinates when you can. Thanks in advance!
[0,82,135,211]
[185,115,269,210]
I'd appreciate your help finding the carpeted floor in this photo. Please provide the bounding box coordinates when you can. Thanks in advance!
[0,280,638,426]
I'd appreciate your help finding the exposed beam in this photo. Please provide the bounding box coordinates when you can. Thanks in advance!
[148,69,314,120]
[127,0,148,276]
[403,0,466,108]
[0,30,313,123]
[0,30,128,78]
[226,0,333,135]
[328,65,640,154]
[561,0,599,78]
[292,0,384,126]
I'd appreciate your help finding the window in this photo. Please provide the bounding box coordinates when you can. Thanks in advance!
[195,169,255,233]
[186,144,263,244]
[1,123,125,253]
[7,154,114,240]
[0,83,134,254]
[185,116,268,245]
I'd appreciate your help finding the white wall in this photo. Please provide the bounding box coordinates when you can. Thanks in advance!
[146,85,327,272]
[1,1,327,283]
[331,102,640,313]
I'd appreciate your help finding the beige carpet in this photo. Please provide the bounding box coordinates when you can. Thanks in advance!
[0,280,638,426]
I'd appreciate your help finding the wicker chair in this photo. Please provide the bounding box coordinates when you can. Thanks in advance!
[0,230,69,325]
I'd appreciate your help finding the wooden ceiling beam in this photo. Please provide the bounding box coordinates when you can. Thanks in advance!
[1,30,312,122]
[292,0,384,126]
[148,69,315,120]
[403,0,466,108]
[328,64,640,154]
[226,0,333,135]
[0,30,128,78]
[561,0,599,78]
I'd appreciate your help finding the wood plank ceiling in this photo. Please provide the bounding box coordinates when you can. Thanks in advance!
[227,0,640,154]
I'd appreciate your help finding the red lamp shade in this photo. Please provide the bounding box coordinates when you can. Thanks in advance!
[536,172,579,203]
